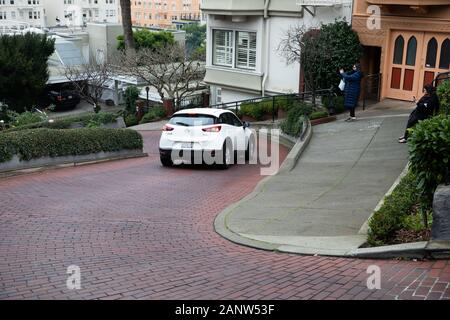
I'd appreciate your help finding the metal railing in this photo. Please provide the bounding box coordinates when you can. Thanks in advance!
[207,88,334,122]
[362,73,382,110]
[432,71,450,88]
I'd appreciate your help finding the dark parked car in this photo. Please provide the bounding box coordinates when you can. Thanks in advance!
[47,90,81,111]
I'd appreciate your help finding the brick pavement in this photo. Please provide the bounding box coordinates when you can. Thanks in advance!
[0,131,449,300]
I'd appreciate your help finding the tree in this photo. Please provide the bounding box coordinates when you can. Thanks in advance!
[119,0,135,50]
[0,33,55,113]
[278,20,363,93]
[117,43,205,108]
[117,29,175,51]
[63,60,112,113]
[182,23,206,59]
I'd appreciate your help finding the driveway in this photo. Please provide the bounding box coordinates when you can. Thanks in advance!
[0,131,449,300]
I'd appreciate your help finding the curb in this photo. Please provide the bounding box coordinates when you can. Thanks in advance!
[214,119,314,253]
[0,152,148,179]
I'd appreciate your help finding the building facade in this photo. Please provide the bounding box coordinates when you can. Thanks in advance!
[130,0,202,29]
[201,0,352,105]
[45,0,120,28]
[0,0,46,31]
[352,0,450,101]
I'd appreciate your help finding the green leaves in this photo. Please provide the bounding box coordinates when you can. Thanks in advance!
[0,128,143,163]
[117,29,175,51]
[0,33,55,113]
[408,115,450,205]
[280,102,312,137]
[436,80,450,115]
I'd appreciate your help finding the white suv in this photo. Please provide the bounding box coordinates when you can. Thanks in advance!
[159,108,255,169]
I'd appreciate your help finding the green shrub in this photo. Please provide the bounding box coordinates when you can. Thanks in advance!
[124,86,140,114]
[436,79,450,115]
[240,102,267,121]
[124,113,139,127]
[408,115,450,206]
[322,95,345,113]
[13,111,45,127]
[280,102,313,137]
[4,112,118,132]
[310,110,329,120]
[139,106,166,124]
[0,128,143,163]
[367,171,420,246]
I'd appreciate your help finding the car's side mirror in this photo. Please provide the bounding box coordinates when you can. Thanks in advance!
[243,121,250,129]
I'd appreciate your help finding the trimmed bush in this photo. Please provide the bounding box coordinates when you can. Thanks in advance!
[280,102,312,137]
[408,115,450,206]
[436,79,450,115]
[124,114,139,127]
[139,106,166,124]
[13,111,45,127]
[0,128,143,163]
[367,171,420,246]
[322,95,345,113]
[4,112,118,132]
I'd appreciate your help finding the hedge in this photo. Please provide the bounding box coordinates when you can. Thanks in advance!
[139,105,167,124]
[367,171,421,246]
[3,112,119,132]
[0,128,143,163]
[239,96,300,120]
[408,115,450,206]
[280,102,313,137]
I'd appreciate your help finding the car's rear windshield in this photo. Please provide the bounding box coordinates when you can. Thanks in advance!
[169,114,217,127]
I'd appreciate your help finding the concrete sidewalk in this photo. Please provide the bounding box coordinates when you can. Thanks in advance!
[215,106,411,256]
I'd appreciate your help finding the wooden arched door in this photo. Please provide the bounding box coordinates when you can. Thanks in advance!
[419,34,450,88]
[386,31,425,101]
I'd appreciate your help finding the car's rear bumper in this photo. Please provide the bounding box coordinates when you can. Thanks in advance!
[159,148,222,165]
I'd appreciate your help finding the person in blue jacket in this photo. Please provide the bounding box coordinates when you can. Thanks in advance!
[339,63,363,121]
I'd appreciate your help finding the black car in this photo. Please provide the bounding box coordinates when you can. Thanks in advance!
[47,89,81,111]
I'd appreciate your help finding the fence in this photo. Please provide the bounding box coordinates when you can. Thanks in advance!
[362,73,382,110]
[208,88,335,122]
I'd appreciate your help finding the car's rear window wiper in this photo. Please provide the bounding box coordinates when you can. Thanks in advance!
[175,122,190,127]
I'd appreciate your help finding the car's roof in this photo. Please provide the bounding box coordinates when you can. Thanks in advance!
[173,108,233,117]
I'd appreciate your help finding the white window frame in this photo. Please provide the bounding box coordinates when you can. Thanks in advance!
[212,29,233,68]
[235,31,257,70]
[211,28,257,72]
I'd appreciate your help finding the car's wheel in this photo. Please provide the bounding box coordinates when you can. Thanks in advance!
[245,134,255,162]
[218,140,232,170]
[160,156,173,167]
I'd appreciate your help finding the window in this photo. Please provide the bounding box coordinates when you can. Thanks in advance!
[213,30,233,67]
[393,35,404,65]
[216,88,222,104]
[426,38,438,68]
[405,36,417,66]
[439,39,450,70]
[236,32,256,70]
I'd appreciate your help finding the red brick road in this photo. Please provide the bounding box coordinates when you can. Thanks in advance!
[0,131,449,300]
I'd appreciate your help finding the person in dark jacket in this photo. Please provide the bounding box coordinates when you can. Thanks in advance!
[398,84,440,143]
[339,63,363,122]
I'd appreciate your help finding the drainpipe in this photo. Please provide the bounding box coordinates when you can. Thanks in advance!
[262,0,271,97]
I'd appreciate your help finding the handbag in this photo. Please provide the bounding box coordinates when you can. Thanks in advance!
[338,79,345,91]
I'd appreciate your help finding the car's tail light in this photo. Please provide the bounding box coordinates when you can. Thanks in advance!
[202,125,222,132]
[162,124,174,132]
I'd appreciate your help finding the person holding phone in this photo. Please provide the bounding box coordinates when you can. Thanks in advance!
[339,63,363,122]
[398,84,439,143]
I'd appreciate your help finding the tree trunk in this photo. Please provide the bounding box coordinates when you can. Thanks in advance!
[119,0,135,50]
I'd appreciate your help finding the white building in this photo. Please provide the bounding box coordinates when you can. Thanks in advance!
[201,0,352,105]
[45,0,120,28]
[0,0,46,32]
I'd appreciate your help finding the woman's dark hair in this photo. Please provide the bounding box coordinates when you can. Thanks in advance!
[354,63,361,72]
[424,84,435,95]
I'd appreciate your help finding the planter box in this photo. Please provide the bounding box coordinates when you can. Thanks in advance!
[0,149,145,173]
[310,116,337,126]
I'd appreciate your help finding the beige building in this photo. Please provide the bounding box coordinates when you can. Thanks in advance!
[130,0,202,29]
[352,0,450,101]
